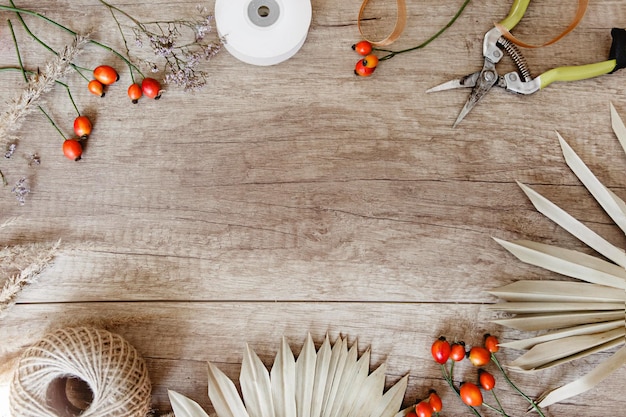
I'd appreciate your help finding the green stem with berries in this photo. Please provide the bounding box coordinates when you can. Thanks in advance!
[441,363,482,417]
[377,0,472,61]
[491,390,506,415]
[8,21,82,127]
[0,2,144,78]
[38,106,66,139]
[491,354,546,417]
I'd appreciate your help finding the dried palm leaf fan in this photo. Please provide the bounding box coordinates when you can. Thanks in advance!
[489,103,626,408]
[168,334,408,417]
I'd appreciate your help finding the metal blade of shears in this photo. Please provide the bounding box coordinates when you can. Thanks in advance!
[452,60,499,127]
[425,72,480,93]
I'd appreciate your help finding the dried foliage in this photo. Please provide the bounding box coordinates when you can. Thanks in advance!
[0,239,61,317]
[490,103,626,407]
[169,334,408,417]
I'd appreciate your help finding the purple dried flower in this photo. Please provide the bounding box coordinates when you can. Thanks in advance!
[5,143,17,159]
[11,177,30,205]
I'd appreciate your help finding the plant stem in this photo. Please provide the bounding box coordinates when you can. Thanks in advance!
[0,170,7,186]
[0,3,144,77]
[440,363,483,417]
[0,66,81,116]
[491,354,546,417]
[100,0,137,83]
[38,106,66,140]
[482,402,510,416]
[98,0,143,28]
[9,0,91,80]
[491,390,506,414]
[7,19,28,82]
[377,0,473,61]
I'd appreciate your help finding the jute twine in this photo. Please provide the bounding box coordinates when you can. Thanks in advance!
[9,327,152,417]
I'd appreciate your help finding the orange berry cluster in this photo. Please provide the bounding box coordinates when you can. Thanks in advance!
[431,335,500,410]
[351,40,379,77]
[64,66,163,161]
[87,65,162,101]
[406,390,443,417]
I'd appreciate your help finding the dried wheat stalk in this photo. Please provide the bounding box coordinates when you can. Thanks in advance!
[0,36,88,147]
[0,239,61,317]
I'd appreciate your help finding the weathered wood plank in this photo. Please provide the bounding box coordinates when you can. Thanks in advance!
[1,0,625,416]
[1,302,624,415]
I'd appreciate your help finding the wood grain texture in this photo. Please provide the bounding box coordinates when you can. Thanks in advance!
[1,0,625,416]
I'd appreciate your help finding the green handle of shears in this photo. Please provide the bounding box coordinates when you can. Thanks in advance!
[538,60,617,89]
[499,0,530,31]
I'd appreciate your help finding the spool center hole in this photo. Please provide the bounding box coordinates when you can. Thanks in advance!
[258,5,270,17]
[47,377,94,417]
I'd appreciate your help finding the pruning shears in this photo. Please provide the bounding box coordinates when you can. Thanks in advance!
[427,0,626,127]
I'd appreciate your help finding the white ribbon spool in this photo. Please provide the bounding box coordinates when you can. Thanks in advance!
[215,0,312,66]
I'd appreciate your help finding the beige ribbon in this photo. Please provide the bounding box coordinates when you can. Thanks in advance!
[357,0,407,47]
[496,0,589,48]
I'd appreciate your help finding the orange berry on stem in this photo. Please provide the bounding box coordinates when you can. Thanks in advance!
[479,369,496,391]
[73,116,92,139]
[459,382,483,407]
[468,346,491,367]
[62,139,83,161]
[354,59,375,77]
[363,54,379,69]
[141,78,162,99]
[93,65,119,85]
[352,40,373,56]
[484,334,499,353]
[431,336,451,364]
[128,83,143,103]
[450,342,466,362]
[88,79,105,97]
[427,390,443,412]
[415,401,433,417]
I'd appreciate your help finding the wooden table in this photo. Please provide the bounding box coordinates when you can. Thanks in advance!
[1,0,625,415]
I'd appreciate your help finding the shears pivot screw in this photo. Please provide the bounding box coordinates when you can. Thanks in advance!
[483,70,496,82]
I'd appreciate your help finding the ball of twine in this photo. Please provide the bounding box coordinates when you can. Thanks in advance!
[9,326,151,417]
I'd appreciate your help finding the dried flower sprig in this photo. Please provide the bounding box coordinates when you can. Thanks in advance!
[99,0,222,91]
[0,35,89,149]
[0,238,61,317]
[10,176,29,205]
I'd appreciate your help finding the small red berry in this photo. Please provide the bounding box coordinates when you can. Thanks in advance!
[468,346,491,367]
[354,59,375,77]
[73,116,92,139]
[88,79,105,97]
[363,54,379,69]
[93,65,119,85]
[484,334,499,353]
[415,401,433,417]
[127,83,143,103]
[141,78,162,99]
[427,391,443,412]
[459,382,483,407]
[450,342,466,362]
[479,370,496,391]
[63,139,83,161]
[352,40,373,56]
[431,337,451,364]
[405,411,418,417]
